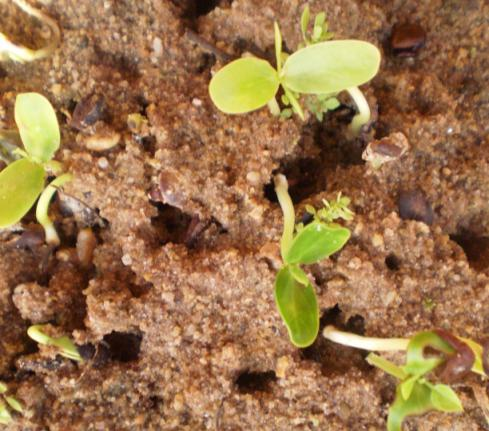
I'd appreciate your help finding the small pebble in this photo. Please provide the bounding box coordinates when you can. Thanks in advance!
[76,228,97,267]
[71,94,107,131]
[390,23,426,57]
[122,254,133,266]
[398,189,434,225]
[192,98,202,107]
[97,157,109,169]
[84,131,120,152]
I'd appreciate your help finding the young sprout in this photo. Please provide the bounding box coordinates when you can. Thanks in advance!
[209,4,380,134]
[0,381,23,425]
[0,93,71,245]
[27,324,82,362]
[273,175,352,347]
[0,0,60,63]
[323,326,488,430]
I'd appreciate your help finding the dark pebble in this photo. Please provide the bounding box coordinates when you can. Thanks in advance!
[78,343,96,361]
[390,23,426,57]
[71,94,107,130]
[15,229,45,250]
[398,189,434,225]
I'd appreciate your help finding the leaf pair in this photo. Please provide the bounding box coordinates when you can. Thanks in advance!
[209,39,380,115]
[0,93,60,228]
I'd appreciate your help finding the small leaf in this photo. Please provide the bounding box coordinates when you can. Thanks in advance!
[387,382,433,431]
[274,266,319,347]
[300,5,310,44]
[323,97,340,110]
[284,222,350,265]
[288,264,310,286]
[281,40,381,95]
[430,384,463,412]
[312,12,326,41]
[401,375,419,400]
[459,336,487,376]
[0,401,12,425]
[209,57,279,114]
[5,396,23,413]
[366,353,407,380]
[274,22,283,74]
[0,158,45,228]
[15,93,60,163]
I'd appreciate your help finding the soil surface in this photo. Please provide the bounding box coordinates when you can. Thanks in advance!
[0,0,488,430]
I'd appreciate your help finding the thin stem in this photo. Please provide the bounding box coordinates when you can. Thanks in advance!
[283,87,305,120]
[323,325,409,351]
[0,0,60,63]
[184,29,234,63]
[274,174,295,260]
[36,173,72,246]
[346,86,371,135]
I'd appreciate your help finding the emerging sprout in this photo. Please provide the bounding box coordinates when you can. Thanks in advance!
[0,382,23,425]
[209,4,380,134]
[0,93,71,245]
[323,326,488,430]
[0,0,60,63]
[27,324,82,362]
[274,175,352,347]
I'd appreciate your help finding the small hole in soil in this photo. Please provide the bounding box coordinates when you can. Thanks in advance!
[128,282,152,298]
[235,370,276,394]
[450,230,489,271]
[150,202,193,245]
[103,331,142,362]
[385,254,401,271]
[302,305,368,374]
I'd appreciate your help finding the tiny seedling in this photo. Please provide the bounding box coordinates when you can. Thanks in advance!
[0,381,23,425]
[27,324,82,362]
[274,174,352,347]
[209,4,380,134]
[0,0,60,62]
[0,93,71,245]
[323,325,488,430]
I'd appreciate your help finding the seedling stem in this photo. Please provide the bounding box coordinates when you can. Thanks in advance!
[274,174,295,260]
[347,86,371,135]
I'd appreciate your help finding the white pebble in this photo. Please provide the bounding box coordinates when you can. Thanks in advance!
[122,254,133,266]
[152,37,163,58]
[192,98,202,107]
[97,157,109,169]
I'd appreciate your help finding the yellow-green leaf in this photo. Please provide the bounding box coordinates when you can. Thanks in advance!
[15,93,60,162]
[0,158,44,227]
[282,40,381,94]
[431,384,463,412]
[274,266,319,347]
[209,57,280,114]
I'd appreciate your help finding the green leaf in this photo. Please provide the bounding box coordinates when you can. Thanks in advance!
[312,12,326,40]
[300,5,310,44]
[282,86,304,120]
[274,266,319,347]
[288,264,310,286]
[281,40,381,94]
[387,382,433,431]
[459,336,486,376]
[366,353,407,380]
[430,384,463,412]
[209,57,280,114]
[5,396,22,413]
[15,93,60,163]
[0,401,12,425]
[0,158,45,228]
[284,222,350,265]
[401,375,419,400]
[274,22,283,74]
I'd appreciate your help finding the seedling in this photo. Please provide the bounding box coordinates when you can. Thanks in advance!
[209,5,380,134]
[323,325,488,430]
[0,0,60,62]
[0,93,71,245]
[0,381,23,425]
[274,174,352,347]
[27,324,82,362]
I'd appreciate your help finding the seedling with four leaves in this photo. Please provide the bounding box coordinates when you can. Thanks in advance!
[209,5,381,134]
[273,174,352,347]
[323,325,489,430]
[0,93,71,245]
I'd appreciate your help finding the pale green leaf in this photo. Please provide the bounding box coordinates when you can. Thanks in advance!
[15,93,60,162]
[459,336,486,376]
[401,375,419,400]
[274,266,319,347]
[0,158,44,228]
[209,57,279,114]
[300,5,310,44]
[387,382,433,431]
[274,22,282,74]
[284,222,350,265]
[366,353,407,380]
[431,384,463,412]
[5,396,22,413]
[281,40,381,94]
[0,401,11,425]
[288,264,310,286]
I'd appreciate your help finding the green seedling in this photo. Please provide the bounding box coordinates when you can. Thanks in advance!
[323,326,488,430]
[0,381,23,425]
[0,93,71,245]
[209,4,380,134]
[0,0,60,62]
[27,324,82,362]
[274,175,352,347]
